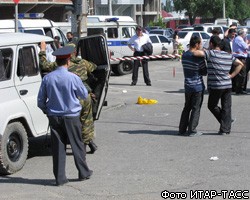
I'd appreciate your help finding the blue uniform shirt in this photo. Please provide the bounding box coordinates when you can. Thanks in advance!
[37,66,88,116]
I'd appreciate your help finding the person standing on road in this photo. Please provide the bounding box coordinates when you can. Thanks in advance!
[232,29,250,94]
[37,46,93,186]
[127,26,152,86]
[172,30,179,55]
[194,35,244,135]
[178,36,207,137]
[39,42,98,154]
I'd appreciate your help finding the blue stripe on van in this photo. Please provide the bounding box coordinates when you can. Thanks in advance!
[107,40,129,46]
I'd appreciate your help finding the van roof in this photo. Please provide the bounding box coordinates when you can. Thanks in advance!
[87,15,135,23]
[0,32,53,46]
[0,19,55,29]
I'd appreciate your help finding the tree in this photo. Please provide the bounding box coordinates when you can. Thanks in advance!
[173,0,206,25]
[173,0,250,24]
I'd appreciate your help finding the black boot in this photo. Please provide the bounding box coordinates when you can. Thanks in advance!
[88,140,98,154]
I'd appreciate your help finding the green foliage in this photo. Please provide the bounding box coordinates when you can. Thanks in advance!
[148,17,165,28]
[173,0,250,25]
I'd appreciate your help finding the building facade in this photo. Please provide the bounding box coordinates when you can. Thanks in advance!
[0,0,161,26]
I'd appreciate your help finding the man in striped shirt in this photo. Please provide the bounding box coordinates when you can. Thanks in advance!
[194,35,243,135]
[179,36,207,136]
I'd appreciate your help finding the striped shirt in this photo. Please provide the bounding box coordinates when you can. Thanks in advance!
[205,50,235,89]
[182,51,206,93]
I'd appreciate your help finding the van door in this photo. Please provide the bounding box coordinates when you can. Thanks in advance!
[14,44,48,135]
[77,35,111,120]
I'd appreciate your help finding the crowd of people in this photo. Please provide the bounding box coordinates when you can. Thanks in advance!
[178,24,250,136]
[37,24,250,185]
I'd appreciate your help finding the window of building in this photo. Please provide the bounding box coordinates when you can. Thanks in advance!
[0,48,13,81]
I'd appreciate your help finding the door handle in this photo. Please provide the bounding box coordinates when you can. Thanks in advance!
[20,90,28,95]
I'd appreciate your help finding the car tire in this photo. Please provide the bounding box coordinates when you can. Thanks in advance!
[112,61,133,75]
[0,122,29,175]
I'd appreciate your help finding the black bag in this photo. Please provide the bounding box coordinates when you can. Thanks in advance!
[142,43,153,55]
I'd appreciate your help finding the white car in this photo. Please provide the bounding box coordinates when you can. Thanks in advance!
[149,34,174,56]
[177,31,211,51]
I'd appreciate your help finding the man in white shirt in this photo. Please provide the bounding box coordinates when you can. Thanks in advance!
[127,26,152,86]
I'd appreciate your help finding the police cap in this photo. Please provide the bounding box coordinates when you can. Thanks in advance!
[52,46,74,59]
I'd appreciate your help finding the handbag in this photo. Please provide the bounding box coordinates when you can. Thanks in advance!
[142,42,153,55]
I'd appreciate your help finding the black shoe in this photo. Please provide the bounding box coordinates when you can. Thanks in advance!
[130,82,136,86]
[88,140,98,154]
[146,83,151,86]
[218,131,230,135]
[79,170,93,181]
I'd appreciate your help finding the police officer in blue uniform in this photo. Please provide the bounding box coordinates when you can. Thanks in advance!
[37,46,93,186]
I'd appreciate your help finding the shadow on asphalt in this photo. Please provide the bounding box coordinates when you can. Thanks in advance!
[119,129,179,136]
[0,176,54,186]
[28,135,52,159]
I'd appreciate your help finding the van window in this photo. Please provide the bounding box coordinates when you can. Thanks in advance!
[122,27,132,38]
[23,29,44,35]
[44,28,53,38]
[55,29,68,46]
[107,28,118,38]
[87,28,104,36]
[0,48,13,81]
[17,46,38,77]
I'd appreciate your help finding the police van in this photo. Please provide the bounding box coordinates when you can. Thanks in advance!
[0,13,68,46]
[0,32,110,175]
[56,16,137,75]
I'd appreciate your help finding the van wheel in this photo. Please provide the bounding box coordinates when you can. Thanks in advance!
[0,122,28,175]
[112,61,133,75]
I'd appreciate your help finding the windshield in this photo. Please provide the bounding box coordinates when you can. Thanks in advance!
[178,32,188,39]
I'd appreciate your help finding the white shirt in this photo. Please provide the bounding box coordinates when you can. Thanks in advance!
[128,33,152,52]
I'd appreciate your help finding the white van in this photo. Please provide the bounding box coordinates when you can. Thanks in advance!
[214,18,239,26]
[0,17,68,46]
[56,16,137,75]
[0,32,110,175]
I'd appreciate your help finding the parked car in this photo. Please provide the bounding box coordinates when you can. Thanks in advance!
[177,31,210,51]
[175,24,192,31]
[149,34,173,56]
[193,25,224,38]
[144,26,163,32]
[149,29,173,39]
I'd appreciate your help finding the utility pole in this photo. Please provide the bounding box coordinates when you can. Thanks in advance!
[71,0,88,39]
[223,0,226,18]
[109,0,112,16]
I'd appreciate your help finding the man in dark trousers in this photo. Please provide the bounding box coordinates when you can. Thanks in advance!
[37,46,93,186]
[127,26,152,86]
[194,36,243,135]
[179,36,207,137]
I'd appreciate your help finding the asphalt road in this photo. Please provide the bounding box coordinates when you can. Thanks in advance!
[1,59,250,200]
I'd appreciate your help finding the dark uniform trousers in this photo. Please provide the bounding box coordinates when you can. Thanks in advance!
[48,115,91,185]
[132,51,151,84]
